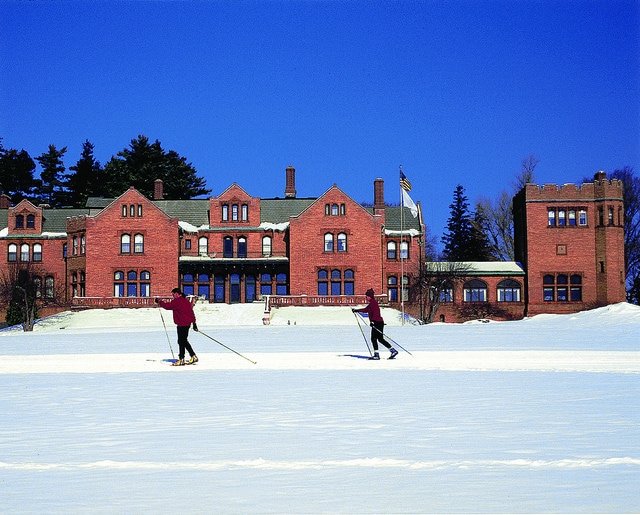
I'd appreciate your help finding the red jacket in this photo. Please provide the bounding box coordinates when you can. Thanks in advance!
[354,297,384,323]
[158,296,196,327]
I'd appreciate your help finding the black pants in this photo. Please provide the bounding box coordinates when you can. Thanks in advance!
[176,325,196,360]
[370,321,392,352]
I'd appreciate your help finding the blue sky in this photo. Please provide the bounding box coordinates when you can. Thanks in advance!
[1,0,638,245]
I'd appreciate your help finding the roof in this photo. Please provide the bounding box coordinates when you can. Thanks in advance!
[426,261,525,275]
[383,206,422,231]
[0,207,90,235]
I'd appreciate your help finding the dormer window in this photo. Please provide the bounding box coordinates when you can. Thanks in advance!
[26,214,35,228]
[232,204,239,221]
[15,215,24,229]
[222,204,229,221]
[242,204,248,221]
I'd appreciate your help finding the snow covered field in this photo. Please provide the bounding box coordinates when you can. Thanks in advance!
[1,303,639,513]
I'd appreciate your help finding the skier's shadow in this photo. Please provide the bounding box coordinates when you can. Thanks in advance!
[340,354,373,360]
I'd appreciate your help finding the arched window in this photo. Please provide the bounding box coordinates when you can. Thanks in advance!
[20,243,30,261]
[237,237,247,258]
[232,204,239,221]
[34,276,42,298]
[337,233,347,252]
[72,236,79,255]
[400,241,409,259]
[8,243,17,262]
[222,204,229,221]
[127,270,138,297]
[114,271,125,297]
[388,276,398,302]
[556,274,568,301]
[317,269,328,295]
[223,236,233,258]
[387,241,397,260]
[344,269,355,296]
[331,204,339,216]
[324,233,334,252]
[120,234,131,254]
[570,274,582,301]
[140,271,151,297]
[80,235,86,254]
[463,279,487,302]
[15,215,24,229]
[262,236,272,257]
[33,243,42,262]
[26,214,35,228]
[497,279,521,302]
[241,204,249,221]
[198,237,208,256]
[331,269,341,295]
[134,234,144,254]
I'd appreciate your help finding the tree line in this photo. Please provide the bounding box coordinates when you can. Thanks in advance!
[0,135,211,207]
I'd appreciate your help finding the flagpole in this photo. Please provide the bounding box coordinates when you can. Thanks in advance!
[400,166,405,325]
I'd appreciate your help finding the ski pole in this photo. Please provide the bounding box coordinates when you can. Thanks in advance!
[352,310,373,356]
[356,312,413,356]
[159,309,176,360]
[196,329,257,365]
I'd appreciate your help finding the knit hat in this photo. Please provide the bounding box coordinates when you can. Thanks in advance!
[365,288,375,298]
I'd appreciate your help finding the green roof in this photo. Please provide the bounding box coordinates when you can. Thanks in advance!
[383,206,422,231]
[259,198,315,223]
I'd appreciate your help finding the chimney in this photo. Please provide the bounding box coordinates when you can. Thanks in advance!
[374,178,384,211]
[0,194,10,209]
[285,166,296,198]
[154,179,164,200]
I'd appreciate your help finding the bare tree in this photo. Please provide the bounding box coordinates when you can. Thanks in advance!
[410,261,472,323]
[478,155,539,260]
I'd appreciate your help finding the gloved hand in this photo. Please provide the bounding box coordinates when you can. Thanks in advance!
[192,322,198,332]
[154,298,160,304]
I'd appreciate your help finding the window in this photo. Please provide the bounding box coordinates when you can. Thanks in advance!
[317,269,328,295]
[35,276,42,298]
[223,236,233,258]
[568,210,576,226]
[548,210,556,226]
[137,204,143,217]
[80,235,86,255]
[276,273,288,295]
[340,204,346,215]
[198,274,211,300]
[558,210,566,226]
[232,204,239,221]
[331,269,341,295]
[44,276,54,299]
[182,273,194,297]
[122,205,127,217]
[337,233,347,252]
[140,271,151,297]
[184,239,192,250]
[198,237,208,256]
[242,204,248,221]
[543,273,582,302]
[331,204,339,216]
[33,243,42,262]
[324,233,334,252]
[127,270,138,297]
[388,276,398,302]
[238,237,247,258]
[26,214,35,229]
[222,204,229,221]
[21,244,29,262]
[344,269,355,296]
[134,234,144,254]
[260,273,272,296]
[402,275,409,302]
[463,279,487,302]
[578,209,587,226]
[387,241,397,260]
[15,215,24,229]
[62,243,67,258]
[8,243,17,262]
[608,207,614,225]
[497,279,521,302]
[120,234,131,254]
[78,271,86,297]
[262,236,272,257]
[130,204,135,217]
[400,241,409,260]
[114,271,125,297]
[436,282,453,303]
[324,204,330,215]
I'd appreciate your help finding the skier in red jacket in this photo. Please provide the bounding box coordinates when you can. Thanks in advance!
[353,288,398,360]
[156,288,198,366]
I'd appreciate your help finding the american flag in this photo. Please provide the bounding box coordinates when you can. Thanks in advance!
[400,170,412,191]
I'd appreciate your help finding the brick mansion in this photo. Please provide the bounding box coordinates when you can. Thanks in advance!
[0,167,626,323]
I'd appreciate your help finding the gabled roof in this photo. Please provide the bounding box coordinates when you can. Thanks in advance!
[260,198,315,223]
[0,207,90,235]
[383,206,422,231]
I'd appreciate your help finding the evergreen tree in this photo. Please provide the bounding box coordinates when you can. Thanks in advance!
[66,140,103,207]
[470,204,497,261]
[36,144,68,206]
[102,135,210,199]
[442,185,474,261]
[0,139,37,202]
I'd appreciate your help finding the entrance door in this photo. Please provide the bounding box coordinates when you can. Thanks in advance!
[214,274,225,303]
[230,273,241,303]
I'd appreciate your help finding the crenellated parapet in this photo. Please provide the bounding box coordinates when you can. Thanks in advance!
[523,172,623,202]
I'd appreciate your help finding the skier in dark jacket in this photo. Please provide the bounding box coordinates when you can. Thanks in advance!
[156,288,198,366]
[353,288,398,360]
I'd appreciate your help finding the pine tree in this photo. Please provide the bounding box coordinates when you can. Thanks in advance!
[36,144,68,206]
[66,140,103,207]
[0,139,37,202]
[442,185,474,261]
[102,135,210,199]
